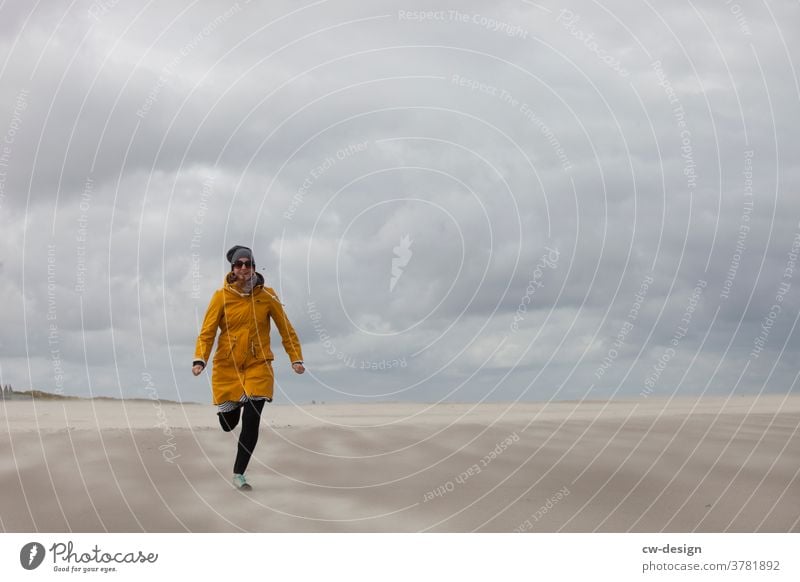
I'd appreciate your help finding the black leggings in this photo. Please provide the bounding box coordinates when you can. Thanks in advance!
[218,399,266,475]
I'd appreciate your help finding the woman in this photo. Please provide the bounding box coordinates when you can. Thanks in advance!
[192,245,304,490]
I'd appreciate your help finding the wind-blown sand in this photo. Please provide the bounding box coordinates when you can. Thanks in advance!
[1,395,798,532]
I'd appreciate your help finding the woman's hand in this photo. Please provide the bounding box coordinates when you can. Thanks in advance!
[192,364,204,376]
[292,362,305,374]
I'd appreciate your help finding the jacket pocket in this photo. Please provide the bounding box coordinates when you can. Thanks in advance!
[214,335,237,361]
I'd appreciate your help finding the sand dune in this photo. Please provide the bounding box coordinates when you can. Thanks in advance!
[1,395,798,532]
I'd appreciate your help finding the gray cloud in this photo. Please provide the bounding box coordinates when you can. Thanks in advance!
[1,0,799,404]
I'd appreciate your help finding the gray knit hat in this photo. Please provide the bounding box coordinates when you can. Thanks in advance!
[226,245,254,265]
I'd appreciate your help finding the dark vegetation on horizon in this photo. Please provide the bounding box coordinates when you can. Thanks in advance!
[0,384,184,403]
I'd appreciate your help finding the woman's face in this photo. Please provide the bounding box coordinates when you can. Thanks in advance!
[232,258,253,282]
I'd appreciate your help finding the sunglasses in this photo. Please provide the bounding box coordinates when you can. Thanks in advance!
[233,260,253,268]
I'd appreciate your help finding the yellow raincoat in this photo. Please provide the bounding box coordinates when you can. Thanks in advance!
[195,274,303,404]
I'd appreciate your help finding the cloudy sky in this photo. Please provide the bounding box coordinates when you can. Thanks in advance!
[1,0,798,404]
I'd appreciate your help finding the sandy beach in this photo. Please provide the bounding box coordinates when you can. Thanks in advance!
[1,395,798,532]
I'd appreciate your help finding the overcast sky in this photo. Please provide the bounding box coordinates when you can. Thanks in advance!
[1,0,799,404]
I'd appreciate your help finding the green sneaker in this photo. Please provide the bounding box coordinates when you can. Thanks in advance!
[233,474,252,491]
